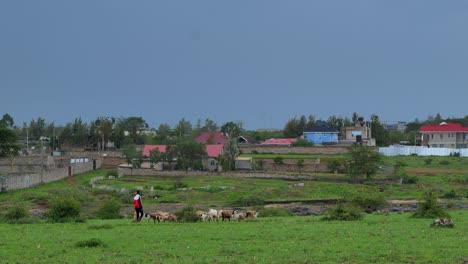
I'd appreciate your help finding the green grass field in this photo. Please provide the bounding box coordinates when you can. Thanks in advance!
[0,155,467,263]
[0,212,466,263]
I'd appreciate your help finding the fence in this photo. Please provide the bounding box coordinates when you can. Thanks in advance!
[379,145,468,157]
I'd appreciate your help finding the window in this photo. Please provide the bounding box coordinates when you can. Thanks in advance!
[440,134,443,139]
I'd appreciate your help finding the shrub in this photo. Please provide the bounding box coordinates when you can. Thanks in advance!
[442,189,457,199]
[327,160,342,173]
[256,207,293,217]
[75,238,106,248]
[175,205,199,222]
[273,157,284,165]
[413,191,449,219]
[292,139,314,147]
[171,181,188,190]
[4,205,29,222]
[106,170,118,177]
[48,197,81,222]
[396,169,418,184]
[424,158,433,165]
[96,199,122,219]
[231,196,265,207]
[322,202,363,221]
[439,160,450,165]
[346,193,387,213]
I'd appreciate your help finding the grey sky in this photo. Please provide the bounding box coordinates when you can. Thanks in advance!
[1,1,467,129]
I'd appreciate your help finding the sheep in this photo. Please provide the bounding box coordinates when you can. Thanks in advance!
[232,211,245,221]
[221,209,238,222]
[196,210,209,222]
[207,208,220,222]
[246,210,259,218]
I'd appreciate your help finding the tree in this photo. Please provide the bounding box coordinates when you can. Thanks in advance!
[0,114,14,128]
[174,118,192,139]
[155,123,175,144]
[221,121,243,171]
[149,148,163,168]
[345,144,382,180]
[117,117,147,144]
[201,118,219,133]
[174,138,206,171]
[283,117,300,138]
[122,144,143,168]
[95,117,114,151]
[370,114,388,146]
[0,127,20,171]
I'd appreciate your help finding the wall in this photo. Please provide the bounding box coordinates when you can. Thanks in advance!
[379,145,468,157]
[239,145,349,155]
[118,157,330,176]
[0,156,102,192]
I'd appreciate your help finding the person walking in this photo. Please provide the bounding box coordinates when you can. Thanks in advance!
[133,190,143,222]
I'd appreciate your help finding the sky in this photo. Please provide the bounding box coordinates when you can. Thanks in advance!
[1,1,467,130]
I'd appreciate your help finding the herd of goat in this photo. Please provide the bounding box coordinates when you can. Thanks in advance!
[141,208,260,223]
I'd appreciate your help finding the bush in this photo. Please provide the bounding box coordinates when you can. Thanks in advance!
[231,196,265,207]
[48,197,81,222]
[396,169,418,184]
[292,139,314,147]
[442,189,457,199]
[322,202,363,221]
[4,205,29,221]
[106,170,118,177]
[96,199,122,219]
[256,207,293,217]
[175,205,199,222]
[424,158,433,165]
[346,193,387,213]
[327,160,342,173]
[169,181,188,190]
[75,238,106,248]
[413,191,450,219]
[439,160,450,165]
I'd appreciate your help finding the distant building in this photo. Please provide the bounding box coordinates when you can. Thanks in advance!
[303,125,339,144]
[261,138,297,146]
[420,122,468,148]
[383,121,407,132]
[339,119,375,146]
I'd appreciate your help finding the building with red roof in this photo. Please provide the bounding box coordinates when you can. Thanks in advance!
[419,122,468,148]
[261,138,297,146]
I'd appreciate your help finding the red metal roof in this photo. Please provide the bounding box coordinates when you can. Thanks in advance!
[195,132,228,144]
[143,145,167,157]
[205,144,223,158]
[420,122,468,132]
[261,138,297,145]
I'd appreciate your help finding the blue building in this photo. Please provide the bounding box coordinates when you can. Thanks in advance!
[303,125,339,144]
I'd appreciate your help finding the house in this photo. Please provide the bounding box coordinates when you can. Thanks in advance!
[195,132,228,144]
[238,135,258,144]
[142,144,224,171]
[303,125,339,144]
[339,119,375,146]
[420,122,468,148]
[261,138,297,146]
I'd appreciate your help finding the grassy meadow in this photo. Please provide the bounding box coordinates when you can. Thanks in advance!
[0,212,467,263]
[0,154,467,263]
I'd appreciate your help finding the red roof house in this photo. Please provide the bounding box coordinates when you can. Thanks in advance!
[419,122,468,148]
[143,145,167,157]
[261,138,297,145]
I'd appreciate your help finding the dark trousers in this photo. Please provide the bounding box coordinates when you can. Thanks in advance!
[135,207,143,221]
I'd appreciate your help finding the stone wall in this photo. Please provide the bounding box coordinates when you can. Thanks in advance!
[0,156,102,192]
[239,145,349,155]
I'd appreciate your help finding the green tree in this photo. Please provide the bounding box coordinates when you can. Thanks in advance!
[0,114,14,128]
[122,144,143,168]
[117,117,147,145]
[0,127,20,171]
[201,118,219,133]
[283,117,300,138]
[174,118,192,139]
[154,123,174,144]
[221,121,243,170]
[174,138,206,171]
[370,114,388,146]
[345,144,382,180]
